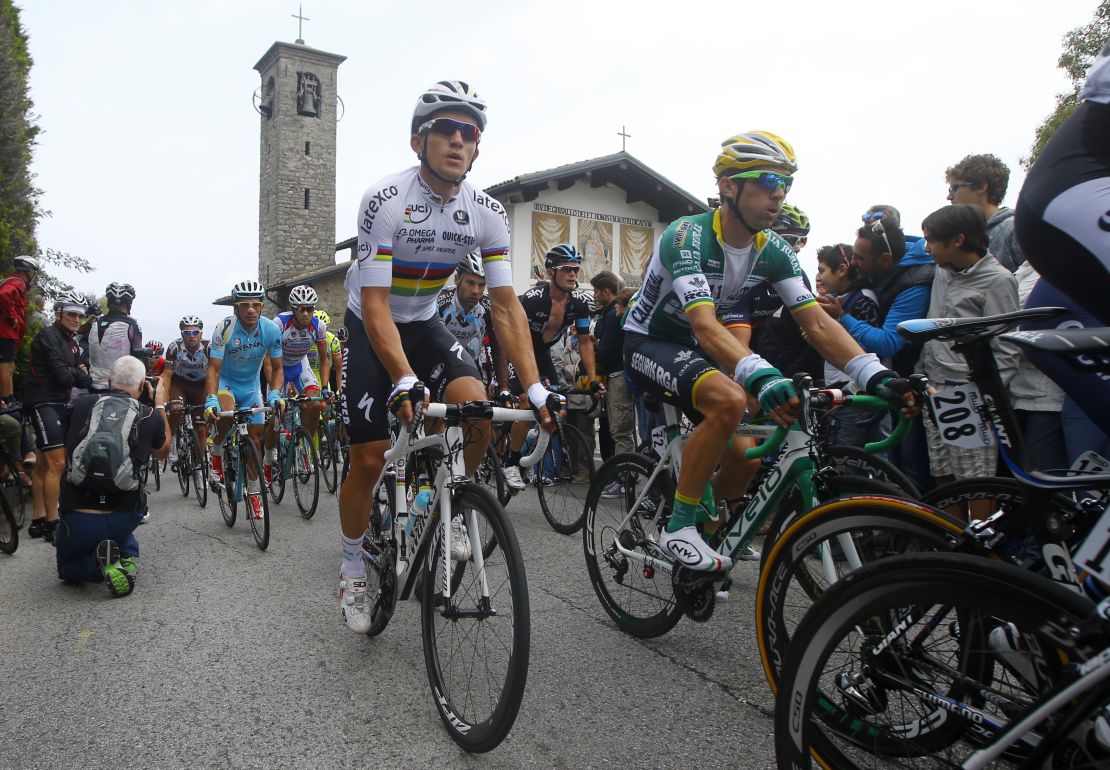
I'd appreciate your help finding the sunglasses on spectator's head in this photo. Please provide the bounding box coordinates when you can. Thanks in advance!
[730,170,793,193]
[861,211,885,223]
[871,220,894,256]
[418,117,481,143]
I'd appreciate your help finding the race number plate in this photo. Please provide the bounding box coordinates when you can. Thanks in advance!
[928,384,991,449]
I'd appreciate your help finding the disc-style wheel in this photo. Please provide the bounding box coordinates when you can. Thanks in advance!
[420,483,529,753]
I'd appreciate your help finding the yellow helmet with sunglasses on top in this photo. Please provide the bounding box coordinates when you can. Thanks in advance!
[713,131,797,178]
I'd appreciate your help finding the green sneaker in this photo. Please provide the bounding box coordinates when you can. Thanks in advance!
[119,556,137,580]
[95,540,134,598]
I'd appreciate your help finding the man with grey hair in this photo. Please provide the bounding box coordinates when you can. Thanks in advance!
[52,355,169,597]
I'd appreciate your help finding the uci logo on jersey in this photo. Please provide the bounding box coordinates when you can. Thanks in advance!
[404,203,431,224]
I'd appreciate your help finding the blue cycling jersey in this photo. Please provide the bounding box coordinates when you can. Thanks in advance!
[210,316,282,384]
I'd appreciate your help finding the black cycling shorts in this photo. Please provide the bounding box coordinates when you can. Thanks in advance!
[341,309,481,444]
[0,339,16,364]
[1016,100,1110,327]
[28,403,66,451]
[623,332,720,421]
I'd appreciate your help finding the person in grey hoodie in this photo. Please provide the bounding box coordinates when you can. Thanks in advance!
[945,153,1024,271]
[917,204,1019,520]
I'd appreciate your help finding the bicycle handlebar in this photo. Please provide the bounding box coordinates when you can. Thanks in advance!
[212,407,272,419]
[406,401,552,468]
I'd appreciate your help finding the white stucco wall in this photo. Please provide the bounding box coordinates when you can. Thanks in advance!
[500,179,673,293]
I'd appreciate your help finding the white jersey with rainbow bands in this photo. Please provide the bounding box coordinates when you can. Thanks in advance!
[346,166,512,323]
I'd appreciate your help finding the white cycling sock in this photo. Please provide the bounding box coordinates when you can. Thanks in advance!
[340,534,364,577]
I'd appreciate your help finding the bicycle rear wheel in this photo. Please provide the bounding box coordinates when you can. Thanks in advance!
[420,483,529,753]
[292,426,319,519]
[774,552,1095,769]
[268,435,287,504]
[583,452,682,638]
[0,449,28,529]
[757,496,965,692]
[0,494,16,554]
[536,423,594,534]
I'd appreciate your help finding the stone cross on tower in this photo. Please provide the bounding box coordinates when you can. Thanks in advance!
[254,39,346,289]
[291,4,310,44]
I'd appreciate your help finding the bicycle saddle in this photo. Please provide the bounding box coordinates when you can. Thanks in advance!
[897,307,1068,345]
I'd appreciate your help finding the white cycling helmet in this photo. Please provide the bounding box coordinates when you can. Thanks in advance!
[179,314,203,330]
[288,285,318,307]
[56,290,87,315]
[105,282,137,305]
[411,80,487,134]
[457,251,484,278]
[13,255,39,273]
[231,280,265,301]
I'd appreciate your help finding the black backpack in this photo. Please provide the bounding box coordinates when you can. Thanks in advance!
[67,395,143,493]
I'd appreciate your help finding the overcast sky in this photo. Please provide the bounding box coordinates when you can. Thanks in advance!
[20,0,1100,344]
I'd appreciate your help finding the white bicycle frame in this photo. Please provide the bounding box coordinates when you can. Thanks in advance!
[372,402,550,604]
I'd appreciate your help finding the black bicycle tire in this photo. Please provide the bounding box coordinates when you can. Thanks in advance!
[0,491,16,554]
[222,436,238,525]
[474,443,509,508]
[583,451,682,638]
[826,444,920,499]
[420,482,529,753]
[0,447,28,529]
[536,422,593,535]
[268,430,287,504]
[189,430,208,509]
[151,453,161,491]
[175,426,191,497]
[757,495,966,694]
[319,423,338,495]
[240,435,270,550]
[292,425,319,519]
[774,552,1095,769]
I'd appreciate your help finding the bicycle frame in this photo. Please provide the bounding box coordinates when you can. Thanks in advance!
[608,393,907,582]
[370,403,551,605]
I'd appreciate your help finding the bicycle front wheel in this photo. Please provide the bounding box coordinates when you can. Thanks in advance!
[420,483,529,753]
[0,450,28,528]
[775,552,1095,769]
[292,426,319,519]
[319,423,338,495]
[536,423,594,535]
[268,437,287,504]
[757,496,964,692]
[239,438,270,550]
[189,431,208,508]
[583,452,682,638]
[175,428,191,497]
[474,443,509,507]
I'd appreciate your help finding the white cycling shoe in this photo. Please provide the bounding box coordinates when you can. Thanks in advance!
[503,465,526,491]
[339,574,372,633]
[659,526,733,572]
[450,515,472,562]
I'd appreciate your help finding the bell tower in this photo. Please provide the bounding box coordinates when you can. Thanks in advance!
[253,38,346,288]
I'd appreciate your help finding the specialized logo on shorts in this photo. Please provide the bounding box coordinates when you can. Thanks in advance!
[631,351,678,391]
[357,392,375,422]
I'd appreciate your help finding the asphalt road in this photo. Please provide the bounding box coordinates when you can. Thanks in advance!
[1,468,778,769]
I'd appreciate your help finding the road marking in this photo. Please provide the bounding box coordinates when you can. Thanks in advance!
[75,630,93,652]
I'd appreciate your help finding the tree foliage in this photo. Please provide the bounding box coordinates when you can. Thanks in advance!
[1024,1,1110,169]
[0,0,40,267]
